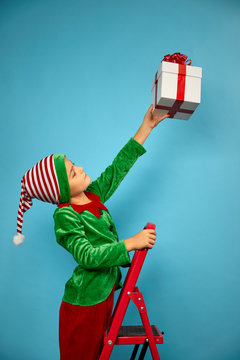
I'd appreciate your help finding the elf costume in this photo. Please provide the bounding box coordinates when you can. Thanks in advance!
[14,137,146,359]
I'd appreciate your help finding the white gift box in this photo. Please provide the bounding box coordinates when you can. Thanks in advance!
[151,61,202,120]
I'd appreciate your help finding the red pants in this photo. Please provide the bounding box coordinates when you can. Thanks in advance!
[59,285,115,360]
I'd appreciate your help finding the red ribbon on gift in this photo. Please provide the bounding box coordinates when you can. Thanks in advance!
[154,52,193,118]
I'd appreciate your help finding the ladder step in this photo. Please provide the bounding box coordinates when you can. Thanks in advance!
[118,325,161,337]
[115,325,163,345]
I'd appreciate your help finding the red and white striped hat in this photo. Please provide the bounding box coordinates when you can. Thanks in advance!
[13,154,70,246]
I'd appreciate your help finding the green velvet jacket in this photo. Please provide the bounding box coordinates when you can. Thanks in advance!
[53,137,146,306]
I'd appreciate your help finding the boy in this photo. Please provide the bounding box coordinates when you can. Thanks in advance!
[13,104,169,359]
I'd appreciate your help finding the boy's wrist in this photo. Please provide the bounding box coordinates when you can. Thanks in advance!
[124,238,134,252]
[133,123,152,145]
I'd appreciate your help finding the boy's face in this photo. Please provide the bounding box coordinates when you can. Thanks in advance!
[64,157,91,198]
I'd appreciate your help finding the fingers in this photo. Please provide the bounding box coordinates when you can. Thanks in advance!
[147,241,155,249]
[143,237,156,250]
[157,114,170,123]
[163,114,171,120]
[145,229,157,249]
[154,113,170,123]
[144,230,156,241]
[134,228,157,250]
[144,229,156,236]
[149,239,155,245]
[148,104,154,113]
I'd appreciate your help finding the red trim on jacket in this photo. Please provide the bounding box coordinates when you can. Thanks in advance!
[58,191,109,219]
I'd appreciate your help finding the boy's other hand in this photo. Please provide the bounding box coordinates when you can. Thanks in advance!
[124,229,157,252]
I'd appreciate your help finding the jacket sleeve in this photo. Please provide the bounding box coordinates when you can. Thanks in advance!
[86,137,146,203]
[53,208,131,270]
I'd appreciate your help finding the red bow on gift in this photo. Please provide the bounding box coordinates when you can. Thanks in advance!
[162,52,192,66]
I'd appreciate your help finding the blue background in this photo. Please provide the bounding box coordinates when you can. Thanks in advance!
[1,0,240,359]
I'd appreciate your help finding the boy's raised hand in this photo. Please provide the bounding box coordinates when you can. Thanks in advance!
[143,104,170,130]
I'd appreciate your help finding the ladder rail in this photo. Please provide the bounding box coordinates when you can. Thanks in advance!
[109,222,155,328]
[99,222,161,360]
[108,249,148,330]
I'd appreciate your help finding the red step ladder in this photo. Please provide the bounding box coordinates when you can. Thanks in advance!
[99,223,164,360]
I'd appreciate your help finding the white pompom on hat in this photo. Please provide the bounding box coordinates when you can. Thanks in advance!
[13,154,71,246]
[13,234,25,246]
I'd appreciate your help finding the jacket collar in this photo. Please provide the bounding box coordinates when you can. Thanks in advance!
[58,191,108,219]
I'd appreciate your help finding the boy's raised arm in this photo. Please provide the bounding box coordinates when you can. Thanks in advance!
[86,105,169,203]
[86,137,146,203]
